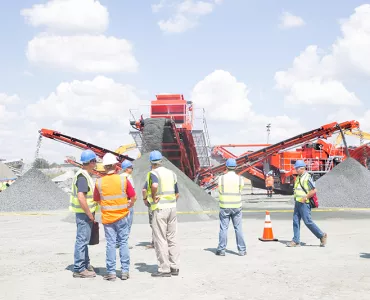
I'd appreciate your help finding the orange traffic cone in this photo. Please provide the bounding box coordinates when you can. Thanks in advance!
[258,211,278,242]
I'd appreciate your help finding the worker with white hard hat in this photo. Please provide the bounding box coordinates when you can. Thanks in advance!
[70,149,98,278]
[287,160,327,247]
[143,150,180,277]
[93,153,136,281]
[216,158,246,256]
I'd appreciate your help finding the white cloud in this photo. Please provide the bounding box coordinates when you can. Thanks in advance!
[20,0,109,34]
[0,77,147,163]
[275,5,370,106]
[26,34,138,73]
[191,70,305,145]
[279,11,305,29]
[21,0,138,73]
[154,0,223,33]
[0,93,20,105]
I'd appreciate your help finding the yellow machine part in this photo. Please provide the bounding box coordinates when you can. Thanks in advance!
[335,129,370,146]
[95,143,139,172]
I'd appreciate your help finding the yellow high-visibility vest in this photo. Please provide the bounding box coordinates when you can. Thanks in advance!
[69,169,98,213]
[294,172,311,204]
[145,167,177,211]
[218,171,243,208]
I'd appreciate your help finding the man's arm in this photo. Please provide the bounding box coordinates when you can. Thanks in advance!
[126,180,136,208]
[303,176,316,201]
[150,173,160,203]
[76,176,94,222]
[142,181,150,207]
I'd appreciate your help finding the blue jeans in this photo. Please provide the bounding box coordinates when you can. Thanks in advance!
[104,217,130,274]
[217,208,246,253]
[293,201,324,243]
[73,213,93,273]
[127,207,134,235]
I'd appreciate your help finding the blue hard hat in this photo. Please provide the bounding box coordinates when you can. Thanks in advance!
[80,150,97,163]
[149,150,163,162]
[226,158,237,168]
[121,160,133,170]
[294,160,306,169]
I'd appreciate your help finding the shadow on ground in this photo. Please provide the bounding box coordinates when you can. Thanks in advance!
[204,247,239,256]
[277,240,321,247]
[135,263,157,274]
[360,253,370,259]
[136,241,153,248]
[65,264,122,277]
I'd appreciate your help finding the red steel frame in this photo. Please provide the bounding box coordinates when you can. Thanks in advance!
[199,120,360,188]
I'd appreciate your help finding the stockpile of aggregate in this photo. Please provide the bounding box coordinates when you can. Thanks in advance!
[316,158,370,208]
[0,168,69,212]
[132,155,219,223]
[141,118,166,153]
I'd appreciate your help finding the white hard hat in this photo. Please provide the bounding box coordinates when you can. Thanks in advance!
[102,153,117,166]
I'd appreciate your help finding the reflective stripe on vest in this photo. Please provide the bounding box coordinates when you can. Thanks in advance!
[294,172,310,203]
[96,174,128,224]
[218,173,242,208]
[69,169,97,213]
[146,167,177,211]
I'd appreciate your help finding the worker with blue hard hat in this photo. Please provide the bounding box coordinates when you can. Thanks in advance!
[286,159,327,248]
[216,158,247,256]
[142,150,180,277]
[70,149,98,278]
[119,159,135,249]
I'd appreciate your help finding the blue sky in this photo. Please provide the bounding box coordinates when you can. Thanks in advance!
[0,0,370,163]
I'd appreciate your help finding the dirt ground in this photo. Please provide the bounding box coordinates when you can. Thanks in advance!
[1,210,370,300]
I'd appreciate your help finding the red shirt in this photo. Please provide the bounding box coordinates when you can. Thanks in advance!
[93,175,136,202]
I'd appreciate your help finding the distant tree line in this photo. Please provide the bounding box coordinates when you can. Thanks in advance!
[33,158,60,169]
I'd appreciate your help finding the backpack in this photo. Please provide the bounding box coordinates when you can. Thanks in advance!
[298,175,319,209]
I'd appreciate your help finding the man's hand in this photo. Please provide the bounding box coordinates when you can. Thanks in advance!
[128,199,133,209]
[154,195,160,203]
[144,199,150,207]
[88,213,95,222]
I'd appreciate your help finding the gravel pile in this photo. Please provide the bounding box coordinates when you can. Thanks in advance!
[132,153,218,222]
[0,168,69,212]
[142,118,166,153]
[316,158,370,208]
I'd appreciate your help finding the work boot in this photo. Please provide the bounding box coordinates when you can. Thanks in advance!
[286,241,300,247]
[170,268,179,276]
[146,242,154,249]
[320,233,328,247]
[238,251,247,256]
[73,269,96,278]
[103,274,117,281]
[87,264,95,272]
[120,272,130,280]
[216,250,225,256]
[151,271,171,277]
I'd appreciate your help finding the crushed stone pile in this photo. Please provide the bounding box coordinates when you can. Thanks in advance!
[0,168,69,212]
[132,153,219,223]
[142,118,166,153]
[316,158,370,208]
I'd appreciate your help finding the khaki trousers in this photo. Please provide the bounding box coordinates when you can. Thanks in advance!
[152,207,179,273]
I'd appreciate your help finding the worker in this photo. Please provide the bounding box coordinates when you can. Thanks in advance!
[216,158,246,256]
[287,160,327,247]
[94,153,136,281]
[143,150,180,277]
[120,160,135,249]
[265,171,274,198]
[70,149,98,278]
[142,178,154,249]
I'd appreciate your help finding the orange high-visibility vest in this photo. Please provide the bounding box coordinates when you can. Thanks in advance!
[265,176,274,187]
[95,174,128,225]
